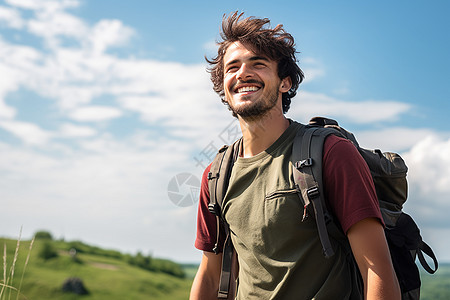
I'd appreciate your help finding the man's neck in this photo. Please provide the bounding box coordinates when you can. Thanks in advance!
[238,108,290,158]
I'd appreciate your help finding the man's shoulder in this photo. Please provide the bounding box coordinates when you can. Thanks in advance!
[324,133,354,149]
[288,120,356,153]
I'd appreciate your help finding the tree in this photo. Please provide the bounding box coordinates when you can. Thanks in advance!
[38,241,58,260]
[34,230,53,240]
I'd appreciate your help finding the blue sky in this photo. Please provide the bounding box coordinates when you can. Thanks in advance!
[0,0,449,265]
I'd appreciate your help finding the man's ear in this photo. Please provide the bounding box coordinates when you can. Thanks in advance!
[279,77,292,93]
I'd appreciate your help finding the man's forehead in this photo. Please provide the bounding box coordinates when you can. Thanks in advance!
[224,41,270,63]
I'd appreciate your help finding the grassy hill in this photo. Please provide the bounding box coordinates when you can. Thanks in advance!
[1,236,194,300]
[2,234,448,299]
[420,262,450,300]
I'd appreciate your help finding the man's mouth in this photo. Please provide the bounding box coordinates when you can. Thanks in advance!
[237,86,260,93]
[233,80,263,94]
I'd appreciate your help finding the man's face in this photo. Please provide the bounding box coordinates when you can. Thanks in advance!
[222,42,290,119]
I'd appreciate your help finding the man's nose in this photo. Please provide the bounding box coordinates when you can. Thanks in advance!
[236,63,253,80]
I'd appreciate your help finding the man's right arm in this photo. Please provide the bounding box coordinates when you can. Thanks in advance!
[190,251,222,300]
[191,164,229,299]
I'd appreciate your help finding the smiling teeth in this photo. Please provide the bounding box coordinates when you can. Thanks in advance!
[238,86,259,93]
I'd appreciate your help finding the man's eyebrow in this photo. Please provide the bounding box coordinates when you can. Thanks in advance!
[249,56,270,62]
[225,56,270,67]
[224,59,240,67]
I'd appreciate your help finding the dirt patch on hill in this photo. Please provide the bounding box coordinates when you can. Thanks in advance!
[90,262,120,270]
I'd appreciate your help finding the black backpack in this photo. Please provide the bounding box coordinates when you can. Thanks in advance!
[207,117,438,299]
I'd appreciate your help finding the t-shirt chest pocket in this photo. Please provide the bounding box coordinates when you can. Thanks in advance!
[263,188,304,231]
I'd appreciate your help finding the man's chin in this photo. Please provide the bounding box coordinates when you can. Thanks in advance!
[232,104,272,120]
[226,92,279,120]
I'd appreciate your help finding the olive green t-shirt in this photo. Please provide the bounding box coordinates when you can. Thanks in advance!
[222,121,354,299]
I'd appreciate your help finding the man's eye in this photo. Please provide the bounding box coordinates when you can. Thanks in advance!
[226,66,238,73]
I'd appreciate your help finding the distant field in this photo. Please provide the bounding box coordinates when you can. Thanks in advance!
[181,263,199,280]
[1,235,447,299]
[1,237,193,300]
[420,263,450,300]
[179,263,450,298]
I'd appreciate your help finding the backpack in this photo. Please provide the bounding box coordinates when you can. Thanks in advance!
[207,116,438,299]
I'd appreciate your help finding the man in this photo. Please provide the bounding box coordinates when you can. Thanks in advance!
[190,12,400,300]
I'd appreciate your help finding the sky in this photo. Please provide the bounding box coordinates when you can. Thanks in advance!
[0,0,449,265]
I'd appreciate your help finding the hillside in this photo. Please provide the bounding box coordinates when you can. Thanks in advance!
[2,234,448,299]
[1,236,193,300]
[420,262,450,300]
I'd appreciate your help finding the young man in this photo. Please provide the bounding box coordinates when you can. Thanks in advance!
[190,12,401,300]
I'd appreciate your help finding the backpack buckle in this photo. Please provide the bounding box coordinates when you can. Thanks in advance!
[307,186,320,199]
[208,172,219,180]
[208,203,221,217]
[212,243,219,254]
[295,158,313,169]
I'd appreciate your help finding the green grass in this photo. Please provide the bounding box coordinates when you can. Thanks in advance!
[420,263,450,300]
[180,264,199,280]
[1,237,193,300]
[3,234,447,300]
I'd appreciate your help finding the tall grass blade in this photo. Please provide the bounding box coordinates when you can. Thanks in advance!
[16,236,34,300]
[8,228,22,300]
[1,243,6,299]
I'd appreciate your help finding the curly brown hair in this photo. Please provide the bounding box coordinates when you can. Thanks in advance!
[206,12,304,113]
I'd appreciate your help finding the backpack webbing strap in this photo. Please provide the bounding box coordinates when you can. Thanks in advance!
[292,126,337,258]
[218,231,234,299]
[207,145,228,254]
[207,138,242,253]
[417,240,438,274]
[207,138,242,299]
[208,146,228,218]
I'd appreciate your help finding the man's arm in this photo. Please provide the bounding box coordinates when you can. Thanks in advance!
[347,217,401,300]
[190,251,222,300]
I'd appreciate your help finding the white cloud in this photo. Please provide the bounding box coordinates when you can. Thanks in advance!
[0,97,16,119]
[0,5,24,28]
[0,41,43,69]
[59,123,97,138]
[355,127,445,152]
[68,105,123,122]
[4,0,84,49]
[5,0,79,11]
[0,40,38,121]
[289,91,411,124]
[0,2,231,154]
[0,120,52,145]
[0,0,447,264]
[27,9,87,47]
[203,39,217,54]
[301,57,325,82]
[0,129,201,260]
[4,0,133,54]
[404,136,450,196]
[88,19,135,54]
[419,228,450,263]
[400,136,450,258]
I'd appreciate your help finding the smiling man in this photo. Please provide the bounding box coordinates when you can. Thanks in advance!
[190,12,401,300]
[223,44,286,119]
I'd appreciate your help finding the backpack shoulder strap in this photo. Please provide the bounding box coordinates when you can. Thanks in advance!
[291,125,342,258]
[207,138,242,299]
[293,121,365,297]
[207,145,229,219]
[208,138,243,220]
